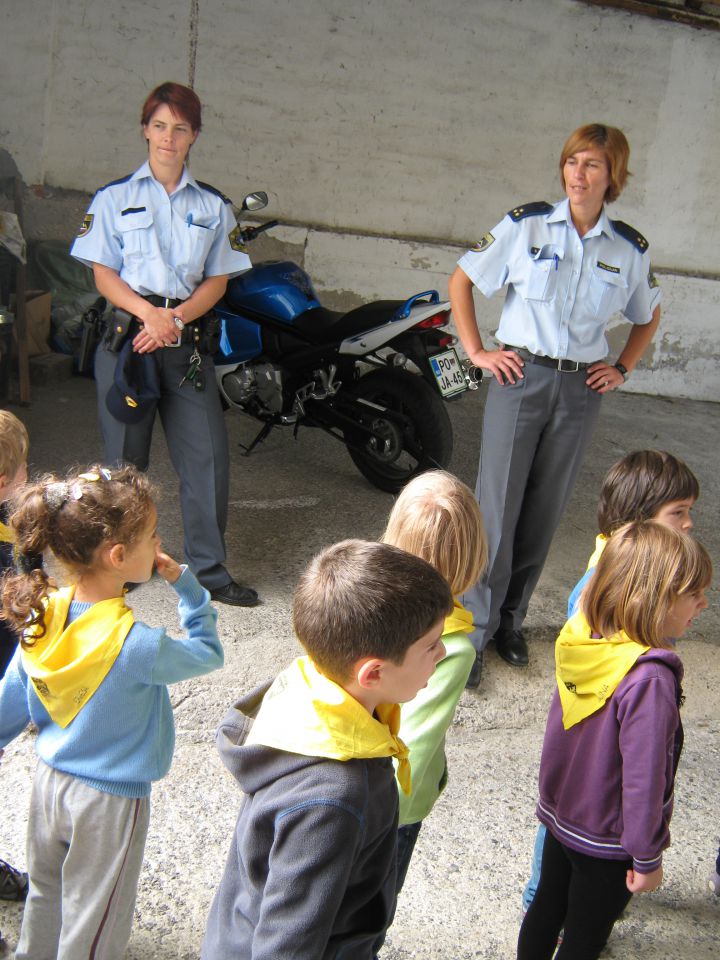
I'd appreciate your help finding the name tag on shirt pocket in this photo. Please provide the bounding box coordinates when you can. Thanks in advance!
[116,209,154,256]
[589,263,628,316]
[525,244,564,301]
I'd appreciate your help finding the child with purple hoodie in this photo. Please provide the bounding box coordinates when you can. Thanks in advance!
[517,520,711,960]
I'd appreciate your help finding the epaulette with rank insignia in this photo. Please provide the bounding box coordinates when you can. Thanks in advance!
[97,173,133,193]
[196,180,232,204]
[507,201,553,222]
[611,220,649,253]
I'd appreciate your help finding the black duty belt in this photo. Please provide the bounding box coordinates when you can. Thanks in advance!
[504,346,596,373]
[143,294,184,309]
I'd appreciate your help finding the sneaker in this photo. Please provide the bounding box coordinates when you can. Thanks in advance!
[0,859,28,901]
[709,870,720,895]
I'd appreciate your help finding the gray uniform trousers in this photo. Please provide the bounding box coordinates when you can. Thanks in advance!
[16,761,150,960]
[462,362,601,652]
[95,339,231,590]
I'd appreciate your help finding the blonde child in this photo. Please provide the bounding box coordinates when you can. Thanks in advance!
[0,464,223,960]
[0,410,30,677]
[0,411,31,909]
[518,521,711,960]
[381,469,488,892]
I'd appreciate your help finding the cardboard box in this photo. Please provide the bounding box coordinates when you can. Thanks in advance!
[11,289,52,356]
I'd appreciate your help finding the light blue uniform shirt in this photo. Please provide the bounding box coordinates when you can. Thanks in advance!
[71,160,251,299]
[458,198,661,362]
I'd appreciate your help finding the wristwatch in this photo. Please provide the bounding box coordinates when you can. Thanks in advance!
[173,316,184,331]
[614,362,629,381]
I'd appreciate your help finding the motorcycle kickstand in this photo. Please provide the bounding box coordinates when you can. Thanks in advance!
[238,421,274,456]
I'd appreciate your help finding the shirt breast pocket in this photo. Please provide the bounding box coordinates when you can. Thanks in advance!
[116,210,154,260]
[186,214,221,260]
[523,245,564,302]
[588,266,628,317]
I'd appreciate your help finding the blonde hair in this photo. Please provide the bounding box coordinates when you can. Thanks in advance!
[0,410,29,481]
[582,520,712,649]
[382,470,488,597]
[559,123,630,204]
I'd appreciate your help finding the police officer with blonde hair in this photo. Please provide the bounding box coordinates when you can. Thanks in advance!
[449,123,661,684]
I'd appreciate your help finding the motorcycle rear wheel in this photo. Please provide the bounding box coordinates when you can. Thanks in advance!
[343,369,453,494]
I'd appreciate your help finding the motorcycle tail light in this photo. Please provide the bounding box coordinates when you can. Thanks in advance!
[438,335,454,347]
[413,310,450,329]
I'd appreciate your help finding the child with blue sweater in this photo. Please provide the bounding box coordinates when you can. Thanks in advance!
[0,464,223,960]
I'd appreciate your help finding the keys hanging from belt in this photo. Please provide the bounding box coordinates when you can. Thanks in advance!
[179,348,205,391]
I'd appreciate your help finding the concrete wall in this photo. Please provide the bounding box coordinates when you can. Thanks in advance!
[2,0,718,399]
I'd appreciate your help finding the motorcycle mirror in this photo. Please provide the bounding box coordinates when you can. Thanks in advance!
[241,191,269,212]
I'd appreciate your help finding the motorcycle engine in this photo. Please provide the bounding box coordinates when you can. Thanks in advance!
[221,362,284,415]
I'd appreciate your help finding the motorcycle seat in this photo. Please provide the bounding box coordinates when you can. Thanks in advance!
[294,301,407,344]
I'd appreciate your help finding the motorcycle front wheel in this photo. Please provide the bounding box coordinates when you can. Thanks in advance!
[342,368,453,494]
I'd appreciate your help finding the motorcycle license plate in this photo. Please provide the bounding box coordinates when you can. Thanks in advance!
[430,349,467,398]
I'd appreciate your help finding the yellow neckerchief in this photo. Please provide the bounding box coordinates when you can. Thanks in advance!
[0,519,12,543]
[21,586,134,728]
[586,533,607,571]
[443,599,473,636]
[246,655,412,794]
[556,611,649,730]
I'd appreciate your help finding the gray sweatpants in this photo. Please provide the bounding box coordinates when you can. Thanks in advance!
[16,761,150,960]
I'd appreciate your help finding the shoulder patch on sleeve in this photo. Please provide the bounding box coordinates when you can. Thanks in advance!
[76,213,94,238]
[97,173,133,192]
[611,220,649,253]
[507,201,553,222]
[471,232,495,253]
[196,180,232,204]
[228,225,247,252]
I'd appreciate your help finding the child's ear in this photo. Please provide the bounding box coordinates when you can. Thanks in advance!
[356,658,384,690]
[106,542,127,570]
[0,475,8,494]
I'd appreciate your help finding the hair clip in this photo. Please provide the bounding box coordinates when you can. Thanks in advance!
[70,468,112,501]
[77,468,112,483]
[44,482,69,512]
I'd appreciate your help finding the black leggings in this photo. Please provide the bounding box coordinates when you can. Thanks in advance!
[517,829,633,960]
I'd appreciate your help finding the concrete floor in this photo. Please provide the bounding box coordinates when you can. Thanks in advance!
[0,375,718,959]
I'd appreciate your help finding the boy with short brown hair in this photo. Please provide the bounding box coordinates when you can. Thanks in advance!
[202,539,453,960]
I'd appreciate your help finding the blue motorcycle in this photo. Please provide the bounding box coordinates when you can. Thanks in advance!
[214,192,477,493]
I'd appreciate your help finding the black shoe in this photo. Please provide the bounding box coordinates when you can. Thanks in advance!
[0,858,28,901]
[210,581,260,607]
[494,628,528,667]
[465,650,483,689]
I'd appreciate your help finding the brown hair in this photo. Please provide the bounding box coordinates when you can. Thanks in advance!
[1,464,154,644]
[597,450,699,536]
[559,123,630,203]
[293,539,453,682]
[582,521,712,649]
[0,411,29,483]
[141,82,202,132]
[382,470,487,597]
